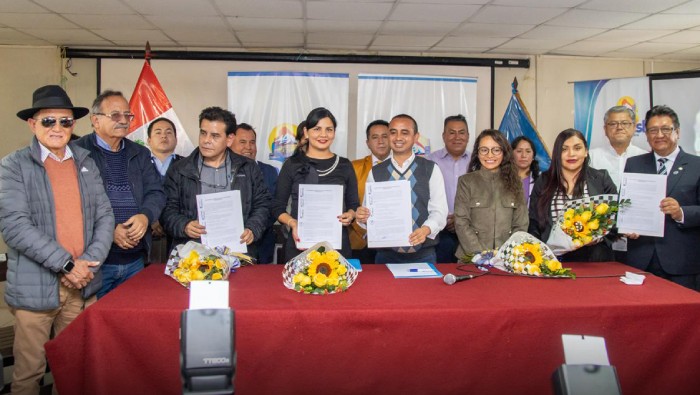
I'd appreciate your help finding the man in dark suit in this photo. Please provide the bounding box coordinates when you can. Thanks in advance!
[230,123,279,263]
[624,105,700,291]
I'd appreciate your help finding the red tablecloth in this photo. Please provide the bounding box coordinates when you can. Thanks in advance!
[45,262,700,395]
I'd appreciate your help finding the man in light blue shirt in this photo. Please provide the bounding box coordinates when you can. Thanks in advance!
[426,114,470,263]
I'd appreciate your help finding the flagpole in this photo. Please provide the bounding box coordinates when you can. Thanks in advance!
[145,41,151,65]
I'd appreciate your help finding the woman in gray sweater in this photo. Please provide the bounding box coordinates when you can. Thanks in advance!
[454,129,528,259]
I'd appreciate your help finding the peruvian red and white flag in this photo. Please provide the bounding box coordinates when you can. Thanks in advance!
[128,61,194,156]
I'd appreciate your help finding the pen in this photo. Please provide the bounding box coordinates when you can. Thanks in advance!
[409,268,433,272]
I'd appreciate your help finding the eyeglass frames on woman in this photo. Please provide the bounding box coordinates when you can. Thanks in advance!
[34,117,75,128]
[94,112,135,122]
[478,147,503,156]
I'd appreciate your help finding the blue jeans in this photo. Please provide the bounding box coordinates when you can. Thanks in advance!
[97,257,144,299]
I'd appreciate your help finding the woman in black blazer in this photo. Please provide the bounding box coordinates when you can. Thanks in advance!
[528,129,617,262]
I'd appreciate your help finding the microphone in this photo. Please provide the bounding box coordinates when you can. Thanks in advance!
[443,273,476,285]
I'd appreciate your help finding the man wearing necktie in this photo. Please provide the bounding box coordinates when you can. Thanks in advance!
[624,105,700,291]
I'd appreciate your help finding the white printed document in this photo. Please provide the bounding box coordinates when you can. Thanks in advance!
[617,173,666,237]
[196,190,247,252]
[297,184,343,249]
[365,180,413,248]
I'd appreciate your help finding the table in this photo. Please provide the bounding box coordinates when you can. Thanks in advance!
[46,262,700,395]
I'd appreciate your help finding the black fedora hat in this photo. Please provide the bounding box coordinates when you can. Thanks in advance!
[16,85,90,121]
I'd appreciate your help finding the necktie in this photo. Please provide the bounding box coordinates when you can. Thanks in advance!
[657,158,668,175]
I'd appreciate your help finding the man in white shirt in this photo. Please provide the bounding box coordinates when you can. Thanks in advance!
[356,114,448,264]
[589,105,647,189]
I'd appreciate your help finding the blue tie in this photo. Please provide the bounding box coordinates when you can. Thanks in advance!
[657,158,668,175]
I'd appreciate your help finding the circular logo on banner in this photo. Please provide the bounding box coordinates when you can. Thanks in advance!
[268,123,298,162]
[616,96,644,135]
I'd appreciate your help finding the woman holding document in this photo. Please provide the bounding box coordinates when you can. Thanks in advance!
[528,129,617,262]
[272,107,359,261]
[454,129,528,258]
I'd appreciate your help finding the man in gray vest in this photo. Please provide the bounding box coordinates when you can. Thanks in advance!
[356,114,447,264]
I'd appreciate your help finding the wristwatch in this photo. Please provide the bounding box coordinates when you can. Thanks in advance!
[62,259,75,274]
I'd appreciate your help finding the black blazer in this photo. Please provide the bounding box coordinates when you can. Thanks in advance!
[624,149,700,275]
[528,167,617,262]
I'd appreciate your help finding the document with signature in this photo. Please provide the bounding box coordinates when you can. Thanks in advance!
[297,184,343,249]
[196,190,247,252]
[617,172,666,237]
[366,180,413,248]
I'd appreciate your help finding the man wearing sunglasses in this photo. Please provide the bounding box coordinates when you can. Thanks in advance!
[75,90,165,298]
[0,85,115,394]
[625,105,700,291]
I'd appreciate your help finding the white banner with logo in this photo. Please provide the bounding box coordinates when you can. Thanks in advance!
[356,74,477,158]
[228,71,349,170]
[574,77,650,151]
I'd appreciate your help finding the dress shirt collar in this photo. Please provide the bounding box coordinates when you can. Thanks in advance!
[371,154,388,166]
[390,152,416,172]
[39,142,73,163]
[95,133,125,152]
[653,146,680,163]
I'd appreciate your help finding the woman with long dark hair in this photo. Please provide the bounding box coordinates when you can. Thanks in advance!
[511,136,540,205]
[528,128,617,262]
[272,107,359,260]
[454,129,528,257]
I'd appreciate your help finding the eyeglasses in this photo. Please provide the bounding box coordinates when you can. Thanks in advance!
[645,127,675,136]
[94,111,135,123]
[606,121,634,129]
[478,147,503,156]
[34,116,75,128]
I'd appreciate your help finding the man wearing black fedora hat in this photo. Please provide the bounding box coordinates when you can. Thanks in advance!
[0,85,115,394]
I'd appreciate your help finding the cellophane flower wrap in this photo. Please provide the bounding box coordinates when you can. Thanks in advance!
[485,231,575,278]
[283,242,358,295]
[546,194,627,256]
[164,241,240,288]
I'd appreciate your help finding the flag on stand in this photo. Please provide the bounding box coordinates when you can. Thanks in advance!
[128,60,194,156]
[498,78,551,171]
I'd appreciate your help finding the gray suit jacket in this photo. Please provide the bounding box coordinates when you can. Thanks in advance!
[624,149,700,275]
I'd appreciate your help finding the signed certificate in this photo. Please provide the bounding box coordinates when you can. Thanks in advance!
[617,173,667,237]
[196,190,247,252]
[297,184,343,249]
[365,180,413,248]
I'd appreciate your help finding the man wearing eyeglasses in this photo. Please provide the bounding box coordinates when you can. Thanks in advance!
[160,107,271,258]
[0,85,114,394]
[426,114,471,263]
[75,90,165,298]
[624,105,700,291]
[589,106,647,189]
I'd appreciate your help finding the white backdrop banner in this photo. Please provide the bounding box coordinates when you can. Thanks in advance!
[574,77,650,151]
[228,71,349,169]
[356,74,477,158]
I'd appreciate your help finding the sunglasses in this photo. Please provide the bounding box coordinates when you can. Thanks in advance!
[34,117,75,128]
[94,112,135,122]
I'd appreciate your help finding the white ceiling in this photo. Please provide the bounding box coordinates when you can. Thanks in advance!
[1,0,700,60]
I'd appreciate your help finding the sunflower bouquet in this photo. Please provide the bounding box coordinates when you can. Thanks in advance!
[164,241,240,288]
[497,232,575,278]
[282,242,359,295]
[547,194,628,256]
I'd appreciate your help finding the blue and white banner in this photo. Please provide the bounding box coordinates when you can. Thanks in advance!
[356,74,477,158]
[228,71,350,169]
[574,77,649,151]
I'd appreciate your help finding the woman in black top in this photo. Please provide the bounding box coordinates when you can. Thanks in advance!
[528,128,617,262]
[273,107,359,260]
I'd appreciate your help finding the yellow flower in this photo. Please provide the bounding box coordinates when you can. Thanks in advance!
[192,270,204,281]
[293,272,306,284]
[514,243,543,266]
[527,264,541,275]
[562,220,573,229]
[564,209,575,221]
[325,250,340,261]
[588,219,599,230]
[546,260,562,271]
[308,250,321,262]
[300,275,311,286]
[579,210,593,222]
[308,255,339,277]
[215,259,224,269]
[313,273,328,287]
[336,264,347,275]
[573,239,583,248]
[595,203,609,215]
[212,273,222,280]
[326,276,340,287]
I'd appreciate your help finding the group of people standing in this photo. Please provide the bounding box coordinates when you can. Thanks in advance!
[1,84,699,394]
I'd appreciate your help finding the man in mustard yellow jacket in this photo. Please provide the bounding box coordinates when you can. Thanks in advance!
[350,120,390,263]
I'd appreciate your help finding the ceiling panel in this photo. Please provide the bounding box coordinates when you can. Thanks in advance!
[63,14,153,30]
[520,26,606,41]
[389,3,481,23]
[33,0,133,15]
[227,17,303,32]
[123,0,219,16]
[0,13,78,29]
[471,5,567,25]
[545,9,646,29]
[215,0,303,19]
[307,1,393,21]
